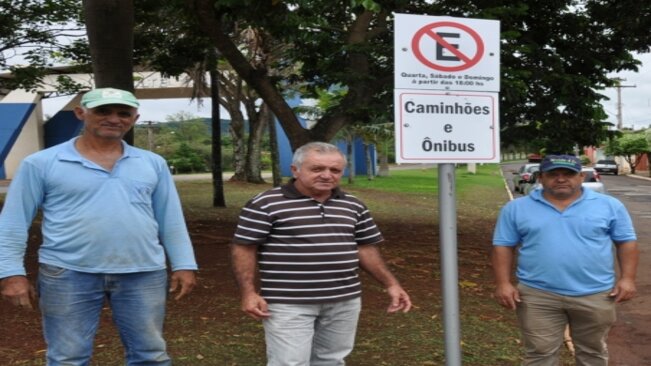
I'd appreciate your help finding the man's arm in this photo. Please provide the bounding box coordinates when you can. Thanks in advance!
[231,243,270,320]
[0,160,43,309]
[358,245,411,313]
[151,161,198,271]
[611,241,639,303]
[491,245,520,310]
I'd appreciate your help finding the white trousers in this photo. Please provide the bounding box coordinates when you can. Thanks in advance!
[263,298,362,366]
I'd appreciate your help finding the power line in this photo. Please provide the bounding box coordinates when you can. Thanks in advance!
[608,77,636,130]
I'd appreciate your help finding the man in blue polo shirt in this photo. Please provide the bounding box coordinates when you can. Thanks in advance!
[492,154,638,366]
[0,88,198,365]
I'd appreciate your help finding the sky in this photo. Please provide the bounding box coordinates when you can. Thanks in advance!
[38,53,651,129]
[599,52,651,130]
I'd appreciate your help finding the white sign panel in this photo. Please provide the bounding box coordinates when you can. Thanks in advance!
[394,14,500,92]
[395,90,500,163]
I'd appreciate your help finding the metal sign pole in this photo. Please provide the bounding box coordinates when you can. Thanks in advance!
[438,163,461,365]
[394,14,500,365]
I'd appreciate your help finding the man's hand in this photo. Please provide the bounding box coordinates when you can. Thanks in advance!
[0,276,36,310]
[494,282,520,310]
[169,270,197,300]
[241,292,270,320]
[386,284,412,313]
[610,278,637,303]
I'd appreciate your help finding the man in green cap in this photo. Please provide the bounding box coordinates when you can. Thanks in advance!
[0,88,198,365]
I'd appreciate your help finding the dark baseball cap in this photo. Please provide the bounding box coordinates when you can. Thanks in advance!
[540,155,582,173]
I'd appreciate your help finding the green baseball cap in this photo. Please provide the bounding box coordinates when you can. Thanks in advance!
[81,88,139,109]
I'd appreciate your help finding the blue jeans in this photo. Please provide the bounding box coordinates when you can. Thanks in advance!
[37,264,170,366]
[263,298,362,366]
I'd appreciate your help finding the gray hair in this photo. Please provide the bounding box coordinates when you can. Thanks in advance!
[292,142,347,168]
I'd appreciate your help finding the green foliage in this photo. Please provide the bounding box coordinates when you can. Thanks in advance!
[54,74,87,94]
[4,0,650,156]
[130,0,213,77]
[488,0,648,152]
[199,0,651,151]
[604,132,650,173]
[169,142,206,173]
[260,151,272,170]
[605,133,650,156]
[0,0,84,90]
[133,115,234,173]
[351,0,381,12]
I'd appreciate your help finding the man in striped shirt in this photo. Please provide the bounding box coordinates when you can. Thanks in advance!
[232,142,411,365]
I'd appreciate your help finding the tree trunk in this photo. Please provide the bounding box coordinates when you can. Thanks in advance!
[82,0,135,144]
[625,156,636,174]
[365,143,373,180]
[346,139,354,184]
[267,107,282,187]
[229,113,247,181]
[209,55,225,207]
[244,104,267,184]
[378,140,390,177]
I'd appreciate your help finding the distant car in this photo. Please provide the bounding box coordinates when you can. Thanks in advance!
[581,167,607,193]
[527,153,543,162]
[594,159,619,175]
[512,163,540,193]
[523,167,607,195]
[521,170,541,195]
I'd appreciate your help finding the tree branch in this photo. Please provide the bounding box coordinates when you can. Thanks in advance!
[186,0,311,150]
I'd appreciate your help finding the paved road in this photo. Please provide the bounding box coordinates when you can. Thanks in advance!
[599,173,651,366]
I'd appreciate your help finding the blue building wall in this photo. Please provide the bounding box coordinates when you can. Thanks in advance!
[336,138,377,177]
[275,91,377,176]
[44,110,83,148]
[0,103,35,178]
[276,120,377,178]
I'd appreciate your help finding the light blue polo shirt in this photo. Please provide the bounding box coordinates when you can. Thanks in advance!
[493,188,636,296]
[0,138,197,278]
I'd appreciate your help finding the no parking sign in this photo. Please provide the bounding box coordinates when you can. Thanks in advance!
[393,15,502,366]
[395,14,500,92]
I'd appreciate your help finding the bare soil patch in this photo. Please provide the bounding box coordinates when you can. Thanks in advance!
[0,207,508,365]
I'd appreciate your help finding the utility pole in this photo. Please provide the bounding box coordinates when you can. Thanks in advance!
[610,78,636,130]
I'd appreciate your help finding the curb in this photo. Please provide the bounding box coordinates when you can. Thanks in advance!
[627,174,651,182]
